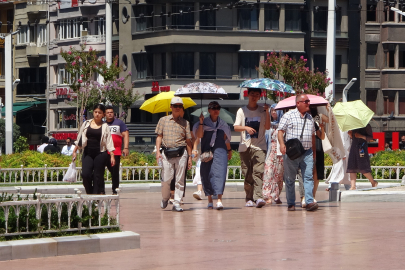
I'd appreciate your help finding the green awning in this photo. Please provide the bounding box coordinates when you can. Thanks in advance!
[1,101,46,116]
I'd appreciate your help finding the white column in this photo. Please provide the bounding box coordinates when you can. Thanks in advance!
[5,35,13,154]
[106,0,112,65]
[325,0,336,101]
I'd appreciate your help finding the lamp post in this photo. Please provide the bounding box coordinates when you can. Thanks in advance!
[325,0,336,101]
[0,30,19,154]
[342,78,357,102]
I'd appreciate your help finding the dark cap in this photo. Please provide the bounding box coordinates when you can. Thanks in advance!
[208,101,221,109]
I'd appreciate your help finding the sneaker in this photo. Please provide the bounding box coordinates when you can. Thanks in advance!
[193,190,203,200]
[306,202,319,211]
[172,203,183,212]
[112,191,117,195]
[216,202,224,210]
[301,197,306,208]
[169,198,174,204]
[161,199,169,209]
[207,202,214,209]
[256,199,266,208]
[245,200,255,207]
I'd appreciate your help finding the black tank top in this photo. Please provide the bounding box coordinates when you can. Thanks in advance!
[86,125,102,153]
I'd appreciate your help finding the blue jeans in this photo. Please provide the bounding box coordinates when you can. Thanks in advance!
[284,149,314,206]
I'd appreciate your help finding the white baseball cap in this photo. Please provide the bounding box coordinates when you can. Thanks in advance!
[171,97,184,105]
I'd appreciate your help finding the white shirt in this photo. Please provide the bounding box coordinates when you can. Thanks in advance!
[61,145,75,156]
[37,143,47,153]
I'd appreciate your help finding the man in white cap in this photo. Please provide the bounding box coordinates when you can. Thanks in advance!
[155,97,192,212]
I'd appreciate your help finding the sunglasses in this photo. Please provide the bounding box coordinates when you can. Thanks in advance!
[298,99,311,104]
[210,107,221,111]
[172,105,183,109]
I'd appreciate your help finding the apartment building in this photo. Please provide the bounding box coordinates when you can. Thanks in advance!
[47,0,119,139]
[361,0,405,136]
[118,0,356,149]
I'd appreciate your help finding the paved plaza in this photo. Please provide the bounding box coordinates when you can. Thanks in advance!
[1,187,404,269]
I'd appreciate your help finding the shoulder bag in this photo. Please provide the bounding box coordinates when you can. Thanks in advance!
[285,117,307,160]
[201,121,219,163]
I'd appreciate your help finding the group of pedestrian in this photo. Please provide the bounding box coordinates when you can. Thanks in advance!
[37,135,74,155]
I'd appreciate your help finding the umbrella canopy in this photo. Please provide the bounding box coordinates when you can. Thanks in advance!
[175,82,228,99]
[140,91,197,114]
[191,107,236,125]
[332,100,374,132]
[239,78,295,94]
[274,94,328,110]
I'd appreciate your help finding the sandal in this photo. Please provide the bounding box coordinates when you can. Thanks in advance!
[372,181,378,188]
[245,200,255,207]
[207,202,213,209]
[274,198,282,204]
[325,188,330,191]
[216,202,224,210]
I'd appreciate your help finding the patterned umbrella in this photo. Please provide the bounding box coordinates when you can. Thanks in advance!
[175,82,228,100]
[239,78,295,94]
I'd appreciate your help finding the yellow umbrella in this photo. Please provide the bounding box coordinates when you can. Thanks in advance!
[140,91,197,114]
[333,100,374,132]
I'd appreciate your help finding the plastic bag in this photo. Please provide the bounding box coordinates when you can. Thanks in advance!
[63,163,77,183]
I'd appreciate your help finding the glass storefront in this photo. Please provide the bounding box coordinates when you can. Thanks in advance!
[55,109,77,129]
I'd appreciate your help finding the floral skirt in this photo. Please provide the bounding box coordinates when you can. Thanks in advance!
[262,141,284,201]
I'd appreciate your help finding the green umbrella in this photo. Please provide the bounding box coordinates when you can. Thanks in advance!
[191,107,236,125]
[333,100,374,132]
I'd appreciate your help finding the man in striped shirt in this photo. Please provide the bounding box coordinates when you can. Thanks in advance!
[277,94,318,211]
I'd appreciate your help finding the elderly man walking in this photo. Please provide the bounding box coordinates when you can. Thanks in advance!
[277,94,319,211]
[155,97,193,212]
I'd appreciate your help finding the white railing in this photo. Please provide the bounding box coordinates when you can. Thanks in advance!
[0,188,120,236]
[0,164,404,184]
[80,34,106,43]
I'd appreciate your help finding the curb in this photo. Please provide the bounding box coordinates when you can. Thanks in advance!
[0,231,140,261]
[340,184,405,202]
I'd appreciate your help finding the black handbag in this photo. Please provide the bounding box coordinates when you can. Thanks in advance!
[163,146,186,159]
[285,117,307,160]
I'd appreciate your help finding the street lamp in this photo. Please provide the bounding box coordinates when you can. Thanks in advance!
[342,78,357,103]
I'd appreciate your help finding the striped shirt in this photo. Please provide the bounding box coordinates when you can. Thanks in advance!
[155,115,191,148]
[277,108,315,150]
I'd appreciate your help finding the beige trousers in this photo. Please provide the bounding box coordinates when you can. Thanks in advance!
[161,150,188,203]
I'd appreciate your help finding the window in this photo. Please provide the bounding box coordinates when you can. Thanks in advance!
[17,26,28,44]
[200,53,216,79]
[239,6,258,30]
[56,109,77,129]
[399,91,405,115]
[17,25,47,46]
[367,44,378,68]
[366,90,378,113]
[58,66,72,85]
[385,7,396,22]
[313,54,326,72]
[384,44,395,68]
[161,53,166,79]
[285,5,301,31]
[172,3,194,29]
[239,53,259,79]
[313,6,327,34]
[94,17,105,36]
[399,44,405,68]
[59,19,81,40]
[367,4,376,22]
[335,55,342,79]
[17,67,46,95]
[133,5,153,32]
[200,4,216,30]
[172,52,194,78]
[265,5,279,31]
[132,53,149,80]
[383,91,396,115]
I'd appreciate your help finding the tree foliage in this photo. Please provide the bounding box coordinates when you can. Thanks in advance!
[0,119,21,152]
[260,51,332,101]
[60,44,140,126]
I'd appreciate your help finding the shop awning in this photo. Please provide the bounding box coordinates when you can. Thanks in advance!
[1,101,46,116]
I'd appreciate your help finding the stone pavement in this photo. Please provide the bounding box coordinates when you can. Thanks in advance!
[1,187,405,269]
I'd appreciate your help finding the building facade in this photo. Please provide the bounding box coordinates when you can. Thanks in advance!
[118,0,355,150]
[360,0,405,139]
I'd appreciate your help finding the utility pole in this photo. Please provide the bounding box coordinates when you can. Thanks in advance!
[106,0,112,65]
[325,0,336,101]
[1,31,19,155]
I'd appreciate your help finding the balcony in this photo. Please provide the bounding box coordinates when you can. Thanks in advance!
[80,34,106,44]
[26,44,47,57]
[310,31,349,48]
[16,82,46,96]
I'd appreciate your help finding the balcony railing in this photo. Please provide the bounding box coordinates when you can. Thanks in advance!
[80,34,106,43]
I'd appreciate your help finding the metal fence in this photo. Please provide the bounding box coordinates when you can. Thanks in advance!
[0,164,404,184]
[0,188,120,236]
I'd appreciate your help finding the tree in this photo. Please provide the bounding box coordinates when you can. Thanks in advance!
[260,51,332,102]
[60,44,140,127]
